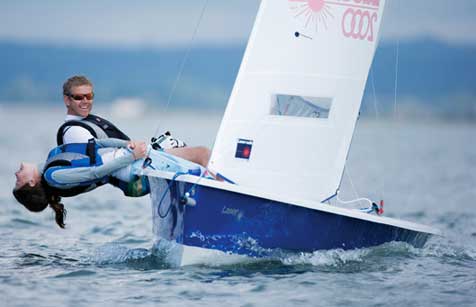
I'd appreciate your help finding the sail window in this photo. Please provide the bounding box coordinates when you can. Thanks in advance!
[271,94,332,119]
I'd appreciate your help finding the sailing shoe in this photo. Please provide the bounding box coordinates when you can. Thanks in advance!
[151,131,187,150]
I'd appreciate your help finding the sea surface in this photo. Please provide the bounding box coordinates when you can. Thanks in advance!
[0,106,475,307]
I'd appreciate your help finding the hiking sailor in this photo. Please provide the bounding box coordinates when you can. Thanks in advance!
[56,75,198,196]
[13,138,211,228]
[57,75,186,148]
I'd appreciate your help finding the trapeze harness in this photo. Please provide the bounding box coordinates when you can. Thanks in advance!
[43,140,149,198]
[55,115,148,197]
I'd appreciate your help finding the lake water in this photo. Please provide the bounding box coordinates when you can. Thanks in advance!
[0,106,475,306]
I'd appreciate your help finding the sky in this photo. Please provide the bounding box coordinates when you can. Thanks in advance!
[0,0,475,48]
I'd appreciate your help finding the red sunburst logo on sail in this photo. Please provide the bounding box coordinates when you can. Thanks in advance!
[289,0,334,32]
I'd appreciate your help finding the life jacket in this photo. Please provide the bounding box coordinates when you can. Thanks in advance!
[42,139,108,197]
[43,139,150,198]
[56,114,130,146]
[55,114,148,197]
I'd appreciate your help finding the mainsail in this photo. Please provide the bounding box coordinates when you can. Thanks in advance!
[209,0,386,203]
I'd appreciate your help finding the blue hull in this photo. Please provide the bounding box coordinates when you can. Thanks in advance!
[151,179,431,257]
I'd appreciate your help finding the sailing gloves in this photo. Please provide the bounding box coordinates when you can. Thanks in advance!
[151,131,186,150]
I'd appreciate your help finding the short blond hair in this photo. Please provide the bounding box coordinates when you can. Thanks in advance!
[63,75,93,96]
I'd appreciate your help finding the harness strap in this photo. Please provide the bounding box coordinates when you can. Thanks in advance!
[56,114,130,146]
[87,139,96,165]
[84,114,130,141]
[56,120,106,145]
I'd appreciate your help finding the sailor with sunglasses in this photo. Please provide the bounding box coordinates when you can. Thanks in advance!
[11,76,215,228]
[55,75,202,196]
[57,75,187,150]
[57,75,132,145]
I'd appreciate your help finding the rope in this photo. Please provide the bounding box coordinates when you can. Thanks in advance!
[389,1,401,208]
[336,190,374,213]
[336,187,378,214]
[156,167,210,218]
[152,0,209,139]
[370,69,380,120]
[393,38,400,119]
[340,167,372,208]
[393,0,400,120]
[370,68,386,202]
[339,165,383,214]
[156,172,187,218]
[336,193,372,207]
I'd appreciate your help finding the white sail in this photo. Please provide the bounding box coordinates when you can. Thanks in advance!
[209,0,386,203]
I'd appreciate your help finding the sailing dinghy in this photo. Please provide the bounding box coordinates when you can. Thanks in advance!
[145,0,440,262]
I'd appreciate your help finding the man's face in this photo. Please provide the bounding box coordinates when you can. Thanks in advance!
[64,85,94,117]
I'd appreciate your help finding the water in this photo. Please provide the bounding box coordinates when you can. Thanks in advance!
[1,106,475,306]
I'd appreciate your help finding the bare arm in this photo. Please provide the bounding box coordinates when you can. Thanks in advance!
[164,146,210,168]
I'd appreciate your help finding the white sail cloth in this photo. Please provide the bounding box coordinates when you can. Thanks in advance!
[209,0,386,203]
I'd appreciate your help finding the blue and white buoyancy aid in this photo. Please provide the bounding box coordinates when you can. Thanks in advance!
[42,139,109,197]
[55,115,151,197]
[42,139,150,198]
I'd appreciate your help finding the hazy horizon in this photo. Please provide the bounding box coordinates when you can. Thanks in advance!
[1,1,474,121]
[2,1,476,48]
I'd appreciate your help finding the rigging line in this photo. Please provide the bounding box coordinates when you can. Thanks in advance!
[389,0,401,208]
[392,0,400,120]
[370,69,380,120]
[339,71,380,208]
[343,167,363,206]
[370,68,385,199]
[152,0,209,139]
[393,33,400,119]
